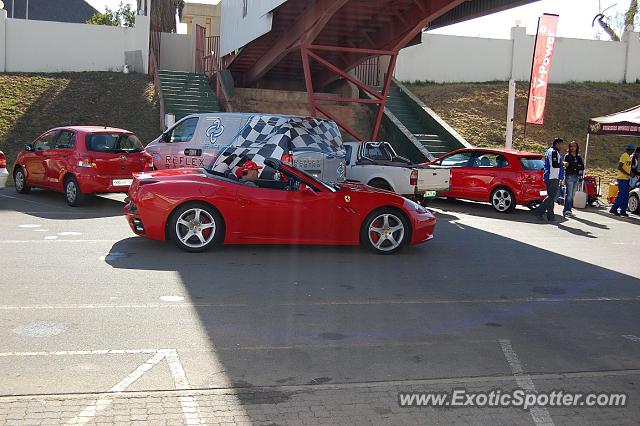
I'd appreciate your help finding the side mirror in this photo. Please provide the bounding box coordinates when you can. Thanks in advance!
[24,144,34,152]
[161,132,171,143]
[300,183,316,195]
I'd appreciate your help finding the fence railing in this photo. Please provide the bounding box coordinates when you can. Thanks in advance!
[195,25,206,74]
[353,56,381,87]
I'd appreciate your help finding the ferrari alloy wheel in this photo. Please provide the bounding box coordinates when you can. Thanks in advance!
[169,203,223,252]
[361,208,409,254]
[14,168,31,194]
[491,187,516,213]
[629,193,639,214]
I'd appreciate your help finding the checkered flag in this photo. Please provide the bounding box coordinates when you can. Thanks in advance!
[208,115,343,178]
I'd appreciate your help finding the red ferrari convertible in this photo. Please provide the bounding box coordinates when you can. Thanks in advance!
[124,159,436,254]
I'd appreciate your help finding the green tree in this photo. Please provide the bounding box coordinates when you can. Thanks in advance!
[594,0,638,41]
[139,0,185,33]
[87,2,136,27]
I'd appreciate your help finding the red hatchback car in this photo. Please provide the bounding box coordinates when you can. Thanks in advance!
[125,158,436,254]
[424,148,546,212]
[13,126,153,206]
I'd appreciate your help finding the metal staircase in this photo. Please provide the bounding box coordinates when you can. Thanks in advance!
[378,81,470,159]
[157,71,220,122]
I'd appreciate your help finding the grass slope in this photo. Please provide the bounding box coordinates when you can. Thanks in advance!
[405,82,640,185]
[0,72,160,172]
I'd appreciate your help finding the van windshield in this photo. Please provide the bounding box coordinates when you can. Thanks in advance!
[86,133,144,153]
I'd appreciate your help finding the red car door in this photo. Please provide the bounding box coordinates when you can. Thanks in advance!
[44,129,76,191]
[25,131,59,188]
[234,185,319,243]
[462,152,512,200]
[435,151,475,198]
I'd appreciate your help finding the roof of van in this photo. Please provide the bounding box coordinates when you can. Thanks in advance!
[182,113,335,122]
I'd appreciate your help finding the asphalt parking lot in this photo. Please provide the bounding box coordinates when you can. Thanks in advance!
[0,189,639,425]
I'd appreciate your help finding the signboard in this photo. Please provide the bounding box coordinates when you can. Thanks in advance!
[526,14,559,125]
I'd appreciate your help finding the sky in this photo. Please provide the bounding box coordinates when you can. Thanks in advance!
[84,0,634,40]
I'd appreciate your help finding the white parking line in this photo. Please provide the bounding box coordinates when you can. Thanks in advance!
[0,296,637,311]
[0,349,160,357]
[499,339,554,426]
[165,350,203,425]
[622,334,640,343]
[58,349,204,425]
[67,350,167,425]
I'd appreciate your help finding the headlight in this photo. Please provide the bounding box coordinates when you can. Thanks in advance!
[407,199,427,213]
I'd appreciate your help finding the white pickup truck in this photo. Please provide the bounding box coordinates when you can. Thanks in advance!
[343,141,451,201]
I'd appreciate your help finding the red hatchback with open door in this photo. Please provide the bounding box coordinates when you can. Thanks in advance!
[13,126,153,206]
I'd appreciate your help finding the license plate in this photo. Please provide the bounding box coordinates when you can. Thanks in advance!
[423,191,437,198]
[539,190,547,196]
[112,179,133,187]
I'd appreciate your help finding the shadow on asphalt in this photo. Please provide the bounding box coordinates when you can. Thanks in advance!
[103,211,640,400]
[0,189,125,220]
[428,198,567,223]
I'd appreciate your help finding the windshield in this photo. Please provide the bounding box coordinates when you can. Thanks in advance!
[519,157,544,170]
[282,163,337,192]
[86,133,143,153]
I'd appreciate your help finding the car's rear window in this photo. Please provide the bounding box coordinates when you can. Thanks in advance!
[86,133,143,153]
[519,157,544,170]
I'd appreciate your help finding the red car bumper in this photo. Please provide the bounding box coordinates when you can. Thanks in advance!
[78,173,135,194]
[409,211,437,245]
[516,184,547,205]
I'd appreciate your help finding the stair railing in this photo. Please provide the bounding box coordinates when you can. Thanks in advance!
[204,52,234,112]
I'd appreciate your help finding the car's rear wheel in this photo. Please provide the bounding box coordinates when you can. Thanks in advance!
[64,176,87,207]
[628,193,640,214]
[360,208,409,255]
[14,167,31,194]
[491,187,516,213]
[169,202,224,252]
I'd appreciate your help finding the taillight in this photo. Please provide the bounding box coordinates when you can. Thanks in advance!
[410,169,418,186]
[281,152,294,164]
[0,152,6,169]
[78,158,97,168]
[142,154,154,170]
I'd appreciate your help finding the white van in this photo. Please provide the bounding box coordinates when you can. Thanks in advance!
[145,113,347,182]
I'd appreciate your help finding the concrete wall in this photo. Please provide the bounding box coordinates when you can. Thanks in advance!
[220,0,287,56]
[396,27,640,84]
[181,2,221,37]
[160,33,195,72]
[0,9,150,73]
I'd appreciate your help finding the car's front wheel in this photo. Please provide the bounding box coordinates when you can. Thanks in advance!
[628,192,640,214]
[491,187,516,213]
[360,208,409,255]
[169,202,224,252]
[14,167,31,194]
[64,176,87,207]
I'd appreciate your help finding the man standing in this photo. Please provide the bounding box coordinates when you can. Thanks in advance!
[533,138,565,222]
[609,144,635,217]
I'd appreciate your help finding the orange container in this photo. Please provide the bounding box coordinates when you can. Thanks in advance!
[607,182,619,204]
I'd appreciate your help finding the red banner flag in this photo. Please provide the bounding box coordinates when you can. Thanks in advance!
[526,14,559,125]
